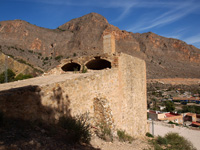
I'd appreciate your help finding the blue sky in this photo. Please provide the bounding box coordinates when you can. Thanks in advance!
[1,0,200,48]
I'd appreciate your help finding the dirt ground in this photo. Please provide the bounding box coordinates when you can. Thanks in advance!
[0,116,152,150]
[90,136,152,150]
[148,78,200,85]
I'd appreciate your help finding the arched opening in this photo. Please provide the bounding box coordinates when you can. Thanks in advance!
[61,62,81,72]
[86,58,111,70]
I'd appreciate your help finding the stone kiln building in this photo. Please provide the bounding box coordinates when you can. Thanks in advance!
[0,34,147,137]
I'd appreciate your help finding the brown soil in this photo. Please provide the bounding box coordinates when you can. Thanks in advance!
[0,117,151,150]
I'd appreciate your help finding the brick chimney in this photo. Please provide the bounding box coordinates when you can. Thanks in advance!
[103,33,115,54]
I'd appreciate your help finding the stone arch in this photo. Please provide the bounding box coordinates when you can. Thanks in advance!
[61,62,81,72]
[86,58,111,70]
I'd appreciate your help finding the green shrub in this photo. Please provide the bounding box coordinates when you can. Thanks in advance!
[44,57,49,61]
[117,130,134,143]
[146,132,154,138]
[164,101,175,112]
[150,132,196,150]
[0,69,15,83]
[28,50,33,53]
[14,73,33,81]
[17,59,28,65]
[168,121,174,124]
[157,136,168,145]
[181,105,200,114]
[55,55,63,61]
[168,121,179,126]
[164,132,196,150]
[58,113,91,144]
[57,27,66,32]
[81,65,87,73]
[96,122,113,142]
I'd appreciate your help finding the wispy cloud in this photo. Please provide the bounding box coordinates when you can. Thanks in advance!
[183,34,200,44]
[110,3,137,23]
[127,0,199,32]
[7,0,200,35]
[160,27,189,40]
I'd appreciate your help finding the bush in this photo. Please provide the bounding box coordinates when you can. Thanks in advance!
[81,65,87,73]
[157,136,168,145]
[181,105,200,114]
[164,101,175,112]
[150,132,196,150]
[117,130,134,143]
[146,132,154,138]
[168,121,174,124]
[58,113,91,144]
[95,121,113,142]
[55,55,63,61]
[15,73,33,81]
[165,132,196,150]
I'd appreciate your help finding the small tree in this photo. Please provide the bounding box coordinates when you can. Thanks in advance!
[164,101,175,112]
[0,69,15,83]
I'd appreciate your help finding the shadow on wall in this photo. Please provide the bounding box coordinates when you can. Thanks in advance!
[0,85,71,123]
[0,86,100,149]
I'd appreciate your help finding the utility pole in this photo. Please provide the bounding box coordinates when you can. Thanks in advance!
[4,55,8,83]
[152,120,154,136]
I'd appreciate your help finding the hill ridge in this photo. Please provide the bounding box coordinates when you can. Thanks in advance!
[0,12,199,79]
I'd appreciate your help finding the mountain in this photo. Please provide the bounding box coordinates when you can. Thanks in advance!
[0,13,199,79]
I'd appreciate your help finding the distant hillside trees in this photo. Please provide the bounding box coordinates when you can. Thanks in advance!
[0,69,33,83]
[0,69,15,83]
[14,73,33,81]
[178,105,200,114]
[164,101,175,112]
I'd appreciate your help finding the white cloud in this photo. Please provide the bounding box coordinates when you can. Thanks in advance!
[184,34,200,44]
[127,0,199,32]
[110,3,137,23]
[161,27,189,40]
[7,0,200,33]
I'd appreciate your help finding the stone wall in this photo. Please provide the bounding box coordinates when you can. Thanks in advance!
[117,53,147,137]
[0,53,147,137]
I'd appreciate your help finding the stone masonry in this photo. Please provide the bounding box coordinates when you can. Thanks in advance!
[0,34,147,138]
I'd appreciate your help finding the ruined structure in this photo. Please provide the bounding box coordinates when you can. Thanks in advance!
[0,33,147,137]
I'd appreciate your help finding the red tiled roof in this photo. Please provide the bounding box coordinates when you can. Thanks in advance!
[165,113,181,118]
[165,113,175,117]
[186,113,196,117]
[149,110,156,114]
[192,122,200,126]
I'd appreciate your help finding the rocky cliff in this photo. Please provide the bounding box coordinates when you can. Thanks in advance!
[0,13,199,79]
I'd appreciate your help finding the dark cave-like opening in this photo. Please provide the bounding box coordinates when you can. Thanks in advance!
[61,63,81,72]
[86,58,111,70]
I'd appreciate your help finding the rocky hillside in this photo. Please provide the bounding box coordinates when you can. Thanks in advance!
[0,13,199,79]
